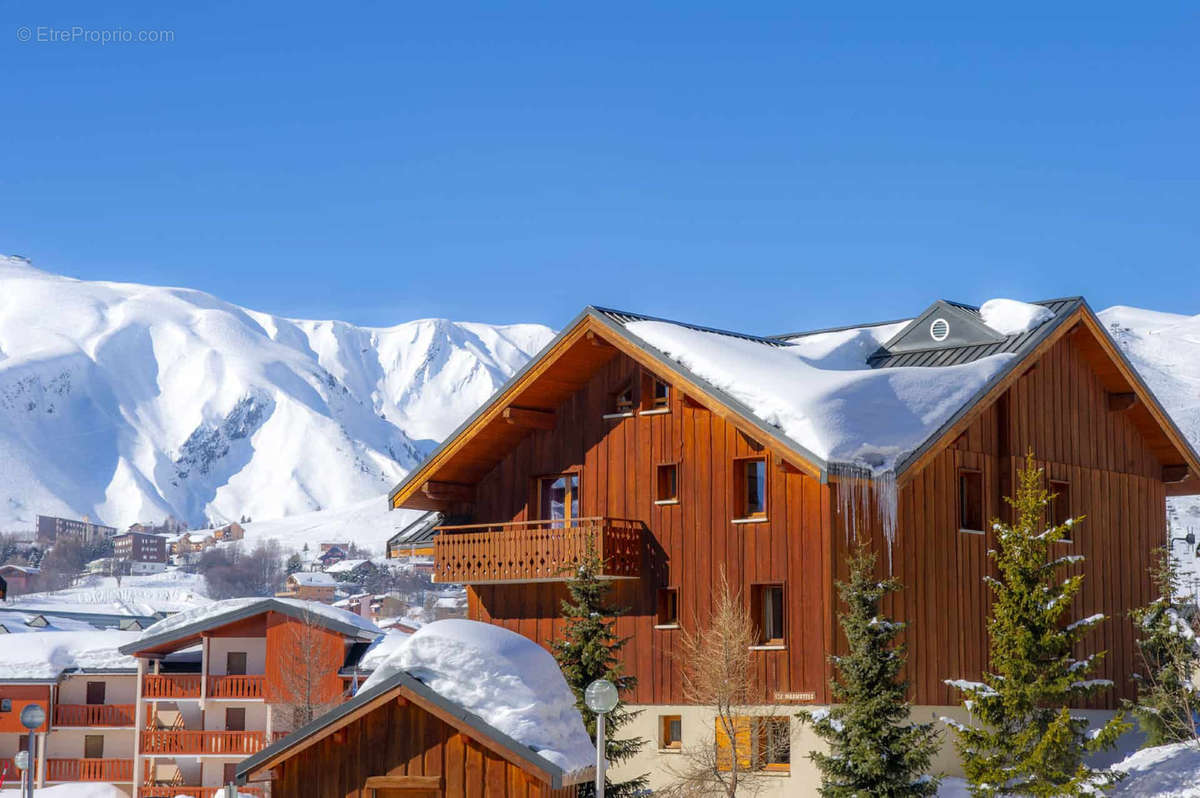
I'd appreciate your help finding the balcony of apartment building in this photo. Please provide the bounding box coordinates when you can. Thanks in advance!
[45,756,133,782]
[141,674,265,701]
[433,515,644,584]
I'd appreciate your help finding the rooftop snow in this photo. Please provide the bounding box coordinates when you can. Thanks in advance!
[135,597,380,642]
[0,630,139,680]
[289,571,339,586]
[625,319,1013,472]
[361,619,595,777]
[979,298,1055,337]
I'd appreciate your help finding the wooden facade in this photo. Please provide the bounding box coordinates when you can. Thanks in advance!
[242,679,582,798]
[393,305,1198,711]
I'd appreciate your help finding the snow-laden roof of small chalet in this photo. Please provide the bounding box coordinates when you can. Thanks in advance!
[119,597,380,656]
[288,570,340,586]
[0,630,140,681]
[239,620,595,790]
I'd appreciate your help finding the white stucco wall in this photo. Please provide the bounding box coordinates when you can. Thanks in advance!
[206,638,266,676]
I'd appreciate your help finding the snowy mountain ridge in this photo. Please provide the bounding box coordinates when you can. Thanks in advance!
[0,256,553,532]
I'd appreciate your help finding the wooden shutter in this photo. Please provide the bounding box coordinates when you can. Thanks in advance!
[714,717,752,771]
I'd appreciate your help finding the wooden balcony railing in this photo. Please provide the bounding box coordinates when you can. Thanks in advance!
[54,703,136,727]
[143,674,202,699]
[140,788,264,798]
[207,674,265,699]
[140,730,267,756]
[434,517,643,584]
[46,758,133,782]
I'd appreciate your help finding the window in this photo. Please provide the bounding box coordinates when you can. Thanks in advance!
[641,372,671,412]
[656,463,679,504]
[656,588,679,627]
[223,763,240,785]
[225,707,246,732]
[1049,480,1072,539]
[752,585,785,647]
[538,474,580,525]
[716,717,790,773]
[84,735,104,759]
[958,469,984,533]
[757,718,791,771]
[226,651,247,675]
[735,457,767,520]
[610,382,635,415]
[660,715,682,750]
[86,681,106,705]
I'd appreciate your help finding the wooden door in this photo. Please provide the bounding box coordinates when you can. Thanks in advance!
[85,681,106,705]
[225,707,246,731]
[84,735,104,759]
[226,651,247,675]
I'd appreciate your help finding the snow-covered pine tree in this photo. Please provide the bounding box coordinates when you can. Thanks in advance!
[803,544,940,797]
[1127,548,1200,745]
[552,542,647,797]
[947,454,1128,796]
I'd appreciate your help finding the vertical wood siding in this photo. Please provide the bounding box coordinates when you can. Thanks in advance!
[462,331,1167,710]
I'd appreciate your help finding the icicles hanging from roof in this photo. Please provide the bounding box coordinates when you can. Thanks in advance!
[831,465,899,572]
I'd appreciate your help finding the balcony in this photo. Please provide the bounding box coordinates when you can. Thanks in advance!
[141,674,264,700]
[140,730,267,756]
[54,703,136,727]
[434,517,643,584]
[143,674,201,699]
[207,675,264,699]
[140,788,264,798]
[46,758,133,782]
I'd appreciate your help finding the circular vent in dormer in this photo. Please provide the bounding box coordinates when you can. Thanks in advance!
[929,318,950,342]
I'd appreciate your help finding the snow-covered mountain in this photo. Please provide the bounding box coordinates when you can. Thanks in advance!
[1100,306,1200,591]
[0,256,553,531]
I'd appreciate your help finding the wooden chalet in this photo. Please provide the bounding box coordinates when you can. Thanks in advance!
[386,298,1200,790]
[236,663,589,798]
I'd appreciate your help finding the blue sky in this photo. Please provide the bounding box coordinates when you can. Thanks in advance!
[2,4,1198,333]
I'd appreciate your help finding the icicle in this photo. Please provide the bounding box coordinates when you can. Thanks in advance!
[830,464,900,572]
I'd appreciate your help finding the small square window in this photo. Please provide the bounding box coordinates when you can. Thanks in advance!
[84,734,104,759]
[735,457,767,520]
[657,588,679,626]
[661,715,682,750]
[757,718,790,771]
[652,378,670,409]
[656,463,679,503]
[959,469,983,533]
[752,585,785,646]
[612,382,635,414]
[1049,480,1072,538]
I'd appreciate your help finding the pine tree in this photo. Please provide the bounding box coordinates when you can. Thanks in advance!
[1126,548,1200,746]
[803,544,940,797]
[947,454,1128,796]
[552,542,647,797]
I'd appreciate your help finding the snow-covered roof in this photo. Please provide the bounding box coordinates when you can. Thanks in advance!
[625,317,1013,474]
[354,628,412,672]
[242,620,593,788]
[0,629,139,680]
[289,571,339,586]
[324,558,369,574]
[360,620,595,777]
[119,597,380,655]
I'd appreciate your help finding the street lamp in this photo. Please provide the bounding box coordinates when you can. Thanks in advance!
[584,679,618,798]
[18,704,45,798]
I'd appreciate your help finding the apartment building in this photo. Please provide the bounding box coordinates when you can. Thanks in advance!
[112,533,168,575]
[116,598,380,797]
[36,515,117,546]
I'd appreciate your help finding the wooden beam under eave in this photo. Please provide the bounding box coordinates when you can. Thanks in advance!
[1163,465,1189,484]
[420,481,475,502]
[586,330,612,347]
[1107,392,1138,412]
[502,406,556,430]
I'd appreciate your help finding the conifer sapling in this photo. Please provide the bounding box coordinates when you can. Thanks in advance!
[802,544,940,797]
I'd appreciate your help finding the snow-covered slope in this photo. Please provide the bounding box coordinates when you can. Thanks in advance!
[1100,306,1200,591]
[0,256,553,531]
